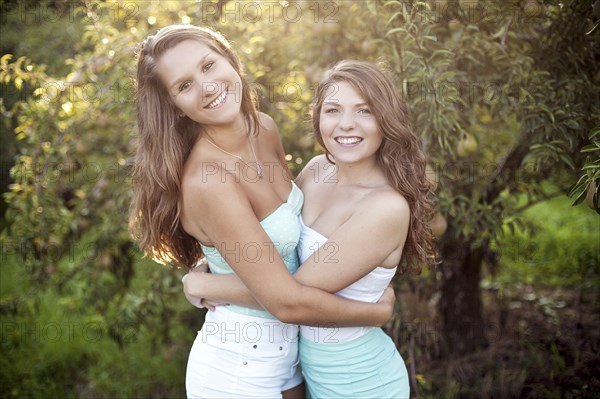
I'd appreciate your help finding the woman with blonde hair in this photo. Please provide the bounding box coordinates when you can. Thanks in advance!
[187,59,436,398]
[129,25,395,398]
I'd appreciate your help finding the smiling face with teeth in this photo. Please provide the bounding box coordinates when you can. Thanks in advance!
[318,81,383,166]
[157,39,244,131]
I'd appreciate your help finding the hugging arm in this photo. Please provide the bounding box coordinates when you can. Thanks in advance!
[182,170,393,327]
[183,177,408,324]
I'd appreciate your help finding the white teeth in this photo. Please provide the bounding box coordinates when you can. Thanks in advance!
[335,137,362,144]
[206,91,227,108]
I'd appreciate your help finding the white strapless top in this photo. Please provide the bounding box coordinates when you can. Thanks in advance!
[297,216,397,344]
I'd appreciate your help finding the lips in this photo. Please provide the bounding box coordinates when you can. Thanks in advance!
[335,136,363,145]
[205,91,227,109]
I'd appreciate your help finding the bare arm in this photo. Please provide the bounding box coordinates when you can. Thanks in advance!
[181,168,392,326]
[293,191,409,292]
[183,183,408,316]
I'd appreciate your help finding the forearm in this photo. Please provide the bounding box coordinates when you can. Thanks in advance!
[270,284,392,327]
[185,272,262,309]
[184,271,391,326]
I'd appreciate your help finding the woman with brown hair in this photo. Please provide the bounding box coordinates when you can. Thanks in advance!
[129,25,395,398]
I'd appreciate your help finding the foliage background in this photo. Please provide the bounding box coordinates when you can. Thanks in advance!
[1,0,599,398]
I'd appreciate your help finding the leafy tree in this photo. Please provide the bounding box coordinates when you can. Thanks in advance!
[362,0,599,355]
[568,126,600,211]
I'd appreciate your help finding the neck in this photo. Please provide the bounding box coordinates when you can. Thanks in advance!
[200,113,263,179]
[204,114,248,151]
[333,157,387,187]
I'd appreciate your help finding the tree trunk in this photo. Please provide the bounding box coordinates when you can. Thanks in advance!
[439,237,488,355]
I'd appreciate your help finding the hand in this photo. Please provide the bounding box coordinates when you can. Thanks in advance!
[183,285,228,311]
[182,261,209,309]
[182,272,206,309]
[376,285,396,325]
[183,286,206,309]
[191,258,209,273]
[201,298,228,311]
[182,260,227,311]
[380,285,396,307]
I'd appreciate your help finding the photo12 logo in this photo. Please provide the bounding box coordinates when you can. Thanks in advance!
[198,1,339,24]
[1,2,140,25]
[0,321,137,344]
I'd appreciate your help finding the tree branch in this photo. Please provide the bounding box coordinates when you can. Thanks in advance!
[484,129,537,204]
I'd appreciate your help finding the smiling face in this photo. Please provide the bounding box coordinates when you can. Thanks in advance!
[157,39,244,129]
[318,81,383,166]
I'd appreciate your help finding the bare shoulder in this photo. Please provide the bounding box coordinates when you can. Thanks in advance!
[309,154,330,174]
[182,153,218,189]
[258,111,277,130]
[258,112,280,140]
[184,152,252,200]
[180,160,249,238]
[357,187,410,226]
[296,154,330,188]
[180,158,244,215]
[256,112,284,153]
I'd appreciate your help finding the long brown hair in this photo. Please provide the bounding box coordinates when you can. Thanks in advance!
[312,60,436,273]
[129,25,259,269]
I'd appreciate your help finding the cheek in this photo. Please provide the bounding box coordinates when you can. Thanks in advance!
[364,121,382,142]
[174,95,194,112]
[319,116,337,134]
[362,118,379,130]
[372,132,383,147]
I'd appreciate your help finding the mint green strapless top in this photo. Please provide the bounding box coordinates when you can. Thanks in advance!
[200,182,304,319]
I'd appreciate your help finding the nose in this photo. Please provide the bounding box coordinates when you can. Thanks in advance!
[202,81,220,99]
[339,111,356,130]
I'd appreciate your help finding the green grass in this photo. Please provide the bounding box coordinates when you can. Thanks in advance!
[0,248,196,399]
[492,195,599,289]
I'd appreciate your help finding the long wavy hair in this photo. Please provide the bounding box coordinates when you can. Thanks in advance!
[312,60,436,273]
[129,25,259,269]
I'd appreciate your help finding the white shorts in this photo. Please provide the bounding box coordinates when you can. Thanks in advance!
[185,307,302,398]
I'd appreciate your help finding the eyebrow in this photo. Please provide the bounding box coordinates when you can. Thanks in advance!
[167,52,211,91]
[322,101,369,107]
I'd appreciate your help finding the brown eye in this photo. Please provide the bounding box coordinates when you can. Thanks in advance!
[178,81,192,92]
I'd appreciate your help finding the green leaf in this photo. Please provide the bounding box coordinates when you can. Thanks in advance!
[581,144,600,153]
[570,189,587,206]
[558,154,575,169]
[386,11,405,26]
[386,27,406,37]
